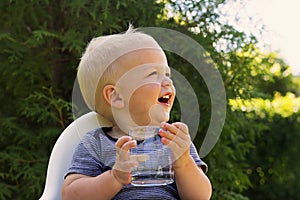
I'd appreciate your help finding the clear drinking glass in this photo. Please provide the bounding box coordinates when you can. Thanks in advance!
[129,126,174,186]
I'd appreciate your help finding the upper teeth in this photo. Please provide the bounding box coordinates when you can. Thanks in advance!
[163,95,169,99]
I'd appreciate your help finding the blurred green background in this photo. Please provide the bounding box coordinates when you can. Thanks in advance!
[1,1,299,199]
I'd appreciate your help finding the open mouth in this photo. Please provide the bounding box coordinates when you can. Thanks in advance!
[158,95,171,104]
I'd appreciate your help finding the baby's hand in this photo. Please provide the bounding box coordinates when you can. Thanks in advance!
[112,136,138,185]
[159,122,191,169]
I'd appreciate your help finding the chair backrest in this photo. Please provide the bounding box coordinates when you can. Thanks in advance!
[39,111,100,200]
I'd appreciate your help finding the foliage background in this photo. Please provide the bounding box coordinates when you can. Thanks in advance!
[1,0,299,199]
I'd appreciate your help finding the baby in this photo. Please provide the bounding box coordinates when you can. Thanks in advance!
[62,26,212,200]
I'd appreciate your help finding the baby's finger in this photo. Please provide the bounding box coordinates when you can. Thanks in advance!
[113,159,139,173]
[160,123,187,141]
[130,154,150,162]
[115,136,132,149]
[172,122,189,134]
[122,140,137,152]
[117,140,136,160]
[161,122,184,135]
[159,128,175,141]
[160,129,188,149]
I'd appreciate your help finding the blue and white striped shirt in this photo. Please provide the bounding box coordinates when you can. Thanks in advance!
[66,128,208,200]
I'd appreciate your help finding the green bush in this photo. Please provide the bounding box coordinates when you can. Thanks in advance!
[1,0,299,199]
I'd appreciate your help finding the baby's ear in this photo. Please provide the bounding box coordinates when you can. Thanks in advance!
[103,85,124,109]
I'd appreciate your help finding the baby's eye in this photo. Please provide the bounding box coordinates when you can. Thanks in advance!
[148,71,158,76]
[165,72,171,78]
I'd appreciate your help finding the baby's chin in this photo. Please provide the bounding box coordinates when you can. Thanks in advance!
[131,115,168,127]
[129,110,170,127]
[115,105,171,129]
[148,105,170,125]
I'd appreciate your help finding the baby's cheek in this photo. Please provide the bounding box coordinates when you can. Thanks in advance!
[128,84,161,125]
[128,104,152,126]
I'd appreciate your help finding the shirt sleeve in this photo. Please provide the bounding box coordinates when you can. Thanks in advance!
[64,132,107,178]
[189,142,208,173]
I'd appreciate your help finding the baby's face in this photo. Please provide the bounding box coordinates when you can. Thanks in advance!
[113,49,175,128]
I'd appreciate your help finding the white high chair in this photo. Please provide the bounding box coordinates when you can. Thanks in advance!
[39,111,111,200]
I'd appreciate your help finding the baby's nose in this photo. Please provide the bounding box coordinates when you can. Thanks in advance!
[162,78,172,87]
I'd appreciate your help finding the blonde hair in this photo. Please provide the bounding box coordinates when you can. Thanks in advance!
[77,26,162,115]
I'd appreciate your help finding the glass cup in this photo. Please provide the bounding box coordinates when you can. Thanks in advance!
[129,126,174,186]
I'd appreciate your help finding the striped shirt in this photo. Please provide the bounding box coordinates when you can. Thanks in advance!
[66,128,208,200]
